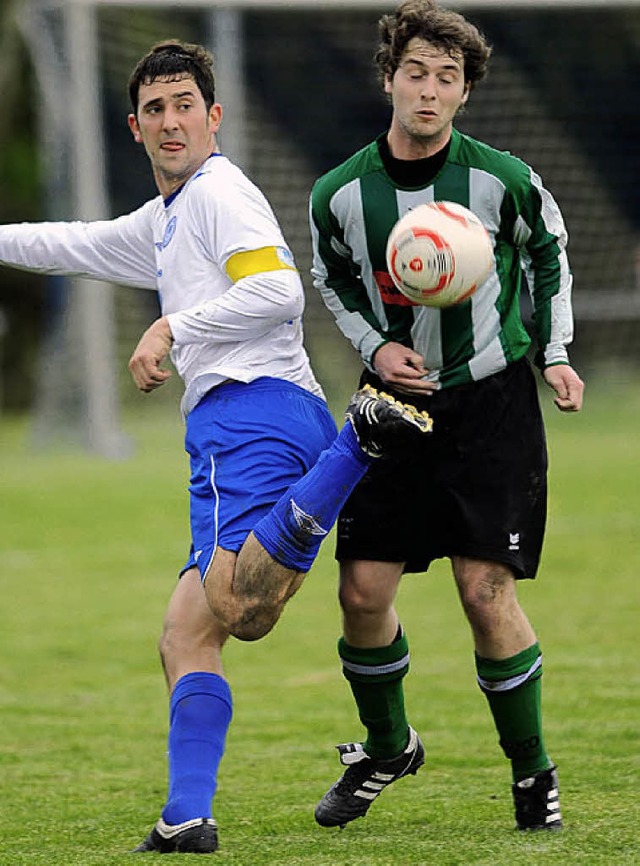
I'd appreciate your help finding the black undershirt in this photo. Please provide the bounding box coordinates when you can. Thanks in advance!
[376,133,450,188]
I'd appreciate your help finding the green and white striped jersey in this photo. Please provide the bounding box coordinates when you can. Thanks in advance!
[310,128,574,388]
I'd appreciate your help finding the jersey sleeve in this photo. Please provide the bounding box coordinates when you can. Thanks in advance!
[166,175,305,346]
[0,201,159,289]
[309,183,387,368]
[513,168,574,369]
[167,269,304,345]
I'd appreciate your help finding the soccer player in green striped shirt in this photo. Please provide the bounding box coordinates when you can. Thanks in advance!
[310,0,584,832]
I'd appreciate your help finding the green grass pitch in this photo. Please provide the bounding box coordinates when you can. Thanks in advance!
[1,374,639,865]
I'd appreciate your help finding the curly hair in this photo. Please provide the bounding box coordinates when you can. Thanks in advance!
[128,40,216,114]
[375,0,492,90]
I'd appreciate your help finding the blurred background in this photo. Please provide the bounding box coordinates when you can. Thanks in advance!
[0,0,639,455]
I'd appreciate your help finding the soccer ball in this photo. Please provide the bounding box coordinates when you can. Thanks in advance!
[385,201,493,307]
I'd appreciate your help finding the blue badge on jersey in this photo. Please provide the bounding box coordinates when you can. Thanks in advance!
[156,216,177,251]
[276,246,296,269]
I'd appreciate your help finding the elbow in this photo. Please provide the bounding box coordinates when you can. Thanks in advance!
[286,290,305,322]
[267,269,305,321]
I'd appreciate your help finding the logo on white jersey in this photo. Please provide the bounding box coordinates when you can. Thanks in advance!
[156,216,177,251]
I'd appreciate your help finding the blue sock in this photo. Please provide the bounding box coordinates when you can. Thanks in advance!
[252,421,371,572]
[161,672,233,825]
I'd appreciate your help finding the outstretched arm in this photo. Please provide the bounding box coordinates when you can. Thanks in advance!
[0,207,158,289]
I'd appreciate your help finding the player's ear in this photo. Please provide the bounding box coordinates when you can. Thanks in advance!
[208,103,223,134]
[461,84,470,106]
[128,113,143,143]
[384,73,393,96]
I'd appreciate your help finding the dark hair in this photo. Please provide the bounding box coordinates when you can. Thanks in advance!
[375,0,491,90]
[128,40,216,114]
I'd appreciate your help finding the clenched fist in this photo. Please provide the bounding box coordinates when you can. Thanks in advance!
[128,316,174,393]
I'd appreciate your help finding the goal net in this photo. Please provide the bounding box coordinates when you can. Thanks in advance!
[17,0,640,454]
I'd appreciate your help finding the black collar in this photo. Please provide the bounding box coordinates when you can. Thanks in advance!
[377,133,450,187]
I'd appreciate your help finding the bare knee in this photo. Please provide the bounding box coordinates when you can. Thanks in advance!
[339,561,401,615]
[201,547,262,640]
[453,557,538,657]
[157,626,171,666]
[154,568,230,689]
[338,562,403,648]
[207,591,281,642]
[204,585,264,642]
[157,620,187,677]
[224,609,278,642]
[339,579,389,618]
[205,541,304,642]
[453,558,518,632]
[235,570,304,641]
[157,616,204,668]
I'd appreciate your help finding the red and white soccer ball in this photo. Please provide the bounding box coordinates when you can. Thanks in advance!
[385,201,493,308]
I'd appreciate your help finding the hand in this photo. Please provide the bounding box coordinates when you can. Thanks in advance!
[543,364,584,412]
[128,317,174,393]
[372,342,437,396]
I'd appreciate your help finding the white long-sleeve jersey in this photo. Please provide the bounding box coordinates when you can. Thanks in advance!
[0,154,324,416]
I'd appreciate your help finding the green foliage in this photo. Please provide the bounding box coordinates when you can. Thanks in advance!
[0,377,639,865]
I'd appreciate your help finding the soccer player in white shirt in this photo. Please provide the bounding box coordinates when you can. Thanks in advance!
[0,41,432,854]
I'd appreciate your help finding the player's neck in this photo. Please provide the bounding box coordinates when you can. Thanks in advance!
[386,126,452,161]
[378,134,450,187]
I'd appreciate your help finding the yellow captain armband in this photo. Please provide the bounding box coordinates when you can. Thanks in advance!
[225,246,297,282]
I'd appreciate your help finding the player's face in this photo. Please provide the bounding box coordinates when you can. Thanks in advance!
[385,38,469,158]
[128,75,222,197]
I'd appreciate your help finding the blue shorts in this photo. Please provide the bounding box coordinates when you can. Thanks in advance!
[181,377,338,580]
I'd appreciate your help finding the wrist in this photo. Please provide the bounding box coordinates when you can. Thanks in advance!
[153,316,174,344]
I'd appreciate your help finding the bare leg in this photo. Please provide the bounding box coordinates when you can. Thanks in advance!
[203,534,305,642]
[160,567,229,691]
[339,559,404,647]
[451,556,536,658]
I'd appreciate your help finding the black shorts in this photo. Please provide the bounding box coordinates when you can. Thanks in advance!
[336,358,548,580]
